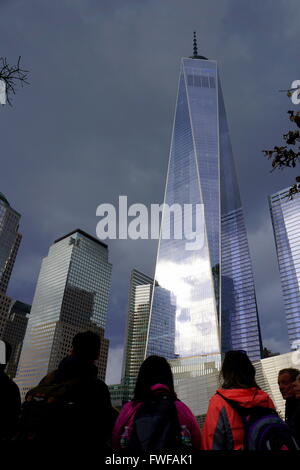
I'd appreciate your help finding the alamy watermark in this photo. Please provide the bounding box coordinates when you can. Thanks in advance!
[290,80,300,105]
[96,196,205,251]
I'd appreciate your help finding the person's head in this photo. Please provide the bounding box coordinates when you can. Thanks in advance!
[133,355,176,402]
[71,331,101,362]
[293,373,300,399]
[278,368,300,400]
[0,340,12,372]
[220,350,258,389]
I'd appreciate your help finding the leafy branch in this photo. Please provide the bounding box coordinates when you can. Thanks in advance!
[263,110,300,198]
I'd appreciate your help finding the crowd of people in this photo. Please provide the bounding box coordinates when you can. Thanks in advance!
[1,331,300,451]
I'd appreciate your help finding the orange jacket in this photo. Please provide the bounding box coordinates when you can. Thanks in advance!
[202,387,275,450]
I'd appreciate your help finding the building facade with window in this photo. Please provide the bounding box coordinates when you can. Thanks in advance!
[269,188,300,348]
[1,300,31,378]
[121,269,154,402]
[15,229,112,398]
[0,193,22,294]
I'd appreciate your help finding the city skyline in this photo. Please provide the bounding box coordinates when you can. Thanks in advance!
[1,0,300,384]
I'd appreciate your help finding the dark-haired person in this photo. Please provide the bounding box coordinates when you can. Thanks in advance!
[20,331,115,445]
[278,368,300,424]
[0,341,21,440]
[112,355,202,451]
[202,350,275,450]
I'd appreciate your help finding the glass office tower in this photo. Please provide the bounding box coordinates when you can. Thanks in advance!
[146,51,262,368]
[15,229,112,398]
[0,193,22,294]
[121,269,154,402]
[269,188,300,348]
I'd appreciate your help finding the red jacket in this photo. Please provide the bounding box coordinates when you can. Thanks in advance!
[112,384,202,450]
[202,387,275,450]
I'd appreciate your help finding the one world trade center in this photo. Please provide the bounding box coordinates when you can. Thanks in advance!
[145,35,263,378]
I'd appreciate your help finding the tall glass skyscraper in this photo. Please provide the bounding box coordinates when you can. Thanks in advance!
[269,188,300,348]
[15,229,112,398]
[0,193,22,294]
[146,41,262,373]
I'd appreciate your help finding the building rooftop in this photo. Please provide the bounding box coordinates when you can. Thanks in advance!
[11,301,31,315]
[54,228,108,249]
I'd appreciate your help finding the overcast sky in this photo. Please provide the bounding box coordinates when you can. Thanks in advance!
[1,0,299,384]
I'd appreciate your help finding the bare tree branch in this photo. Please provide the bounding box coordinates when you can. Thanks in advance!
[0,56,29,105]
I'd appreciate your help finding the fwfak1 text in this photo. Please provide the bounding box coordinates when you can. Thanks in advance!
[104,454,193,466]
[149,455,192,465]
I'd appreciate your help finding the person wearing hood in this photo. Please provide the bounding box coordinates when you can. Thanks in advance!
[202,350,275,451]
[19,331,116,445]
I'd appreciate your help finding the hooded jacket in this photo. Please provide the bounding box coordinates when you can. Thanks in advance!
[202,387,275,450]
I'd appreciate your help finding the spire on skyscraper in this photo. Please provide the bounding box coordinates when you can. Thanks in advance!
[190,31,207,60]
[193,31,198,57]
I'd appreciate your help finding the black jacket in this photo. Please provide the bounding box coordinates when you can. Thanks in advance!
[287,400,300,446]
[0,368,21,440]
[24,355,116,445]
[285,396,300,425]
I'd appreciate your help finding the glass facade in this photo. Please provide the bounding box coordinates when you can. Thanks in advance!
[269,189,300,348]
[1,300,30,379]
[15,230,112,398]
[121,269,154,402]
[146,56,262,377]
[221,208,262,359]
[0,193,22,294]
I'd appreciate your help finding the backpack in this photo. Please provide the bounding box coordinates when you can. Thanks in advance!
[126,391,186,452]
[16,374,83,441]
[217,391,299,451]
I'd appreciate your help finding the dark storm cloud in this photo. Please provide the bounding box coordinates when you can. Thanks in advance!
[1,0,299,382]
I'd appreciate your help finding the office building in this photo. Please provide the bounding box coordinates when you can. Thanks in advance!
[121,269,154,402]
[0,192,22,294]
[15,229,112,398]
[1,300,31,378]
[269,188,300,348]
[0,291,12,337]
